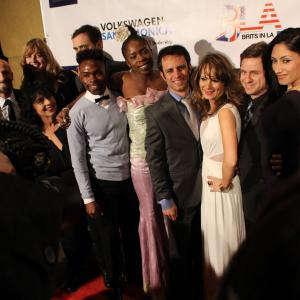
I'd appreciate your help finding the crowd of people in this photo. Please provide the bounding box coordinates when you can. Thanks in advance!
[1,24,300,300]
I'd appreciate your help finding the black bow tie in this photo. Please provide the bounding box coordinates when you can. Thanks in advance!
[95,94,110,103]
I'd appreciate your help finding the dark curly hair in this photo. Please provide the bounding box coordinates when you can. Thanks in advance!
[0,120,49,179]
[20,65,58,128]
[192,52,244,118]
[76,48,104,65]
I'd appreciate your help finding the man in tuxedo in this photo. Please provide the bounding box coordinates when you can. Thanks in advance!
[0,59,20,121]
[239,41,272,233]
[145,45,202,299]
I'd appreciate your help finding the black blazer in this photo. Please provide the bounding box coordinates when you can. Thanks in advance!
[262,90,300,187]
[239,92,270,222]
[145,92,202,209]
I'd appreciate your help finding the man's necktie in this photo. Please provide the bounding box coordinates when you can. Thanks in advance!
[95,94,110,103]
[3,99,16,121]
[179,98,199,140]
[243,101,254,129]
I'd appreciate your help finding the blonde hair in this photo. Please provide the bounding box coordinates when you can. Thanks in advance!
[21,38,61,75]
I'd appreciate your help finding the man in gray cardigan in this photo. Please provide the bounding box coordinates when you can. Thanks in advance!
[67,49,140,296]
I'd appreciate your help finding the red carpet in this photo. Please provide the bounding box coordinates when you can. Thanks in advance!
[52,275,148,300]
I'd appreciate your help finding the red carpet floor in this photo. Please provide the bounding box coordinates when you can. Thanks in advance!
[52,275,148,300]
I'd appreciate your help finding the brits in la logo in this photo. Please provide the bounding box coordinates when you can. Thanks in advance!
[216,1,282,42]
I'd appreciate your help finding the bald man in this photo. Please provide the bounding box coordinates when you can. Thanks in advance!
[0,59,21,121]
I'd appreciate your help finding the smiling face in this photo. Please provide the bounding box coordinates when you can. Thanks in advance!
[32,94,57,120]
[25,48,47,70]
[199,66,225,102]
[124,39,153,74]
[160,54,190,97]
[271,42,300,89]
[240,57,268,99]
[79,59,106,95]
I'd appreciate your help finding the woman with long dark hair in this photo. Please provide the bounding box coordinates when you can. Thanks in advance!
[20,65,91,293]
[262,27,300,187]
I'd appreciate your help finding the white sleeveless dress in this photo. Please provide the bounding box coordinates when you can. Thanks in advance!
[200,103,246,297]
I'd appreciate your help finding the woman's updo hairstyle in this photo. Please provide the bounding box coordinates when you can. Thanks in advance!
[116,25,148,57]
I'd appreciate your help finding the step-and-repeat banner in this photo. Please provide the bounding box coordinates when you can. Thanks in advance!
[40,0,298,68]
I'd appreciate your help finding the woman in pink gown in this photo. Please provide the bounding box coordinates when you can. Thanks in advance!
[113,26,169,300]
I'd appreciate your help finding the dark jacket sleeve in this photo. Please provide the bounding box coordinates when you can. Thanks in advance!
[145,106,173,202]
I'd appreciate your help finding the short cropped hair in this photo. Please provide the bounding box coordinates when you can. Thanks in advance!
[71,25,102,44]
[76,49,105,65]
[157,45,191,72]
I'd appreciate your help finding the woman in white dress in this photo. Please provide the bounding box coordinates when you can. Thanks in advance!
[192,53,246,299]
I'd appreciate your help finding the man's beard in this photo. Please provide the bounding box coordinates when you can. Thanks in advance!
[0,81,12,96]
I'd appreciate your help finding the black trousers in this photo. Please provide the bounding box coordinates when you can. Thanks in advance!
[169,205,202,300]
[87,178,141,284]
[53,181,92,280]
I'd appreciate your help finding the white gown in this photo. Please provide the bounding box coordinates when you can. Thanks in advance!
[200,103,246,297]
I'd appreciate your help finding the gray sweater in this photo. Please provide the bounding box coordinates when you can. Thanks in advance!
[67,91,130,204]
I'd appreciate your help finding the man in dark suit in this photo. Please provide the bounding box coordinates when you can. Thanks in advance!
[0,59,21,121]
[145,45,202,299]
[239,42,271,233]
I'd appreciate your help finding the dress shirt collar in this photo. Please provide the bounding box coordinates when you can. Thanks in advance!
[85,89,114,108]
[246,91,269,112]
[0,91,15,108]
[85,90,107,103]
[169,89,191,102]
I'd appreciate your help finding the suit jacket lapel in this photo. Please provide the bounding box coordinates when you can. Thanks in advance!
[161,93,197,140]
[251,94,269,126]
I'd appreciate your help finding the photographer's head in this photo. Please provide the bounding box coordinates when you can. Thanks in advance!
[0,121,49,179]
